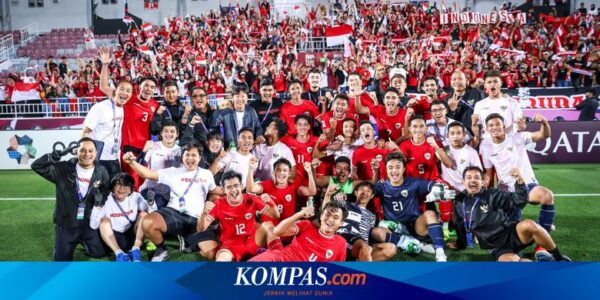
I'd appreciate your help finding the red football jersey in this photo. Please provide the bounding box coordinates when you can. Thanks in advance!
[122,94,159,149]
[321,111,359,137]
[412,98,433,120]
[279,220,347,262]
[280,134,319,183]
[208,194,268,243]
[280,101,319,135]
[399,139,441,181]
[349,93,377,120]
[370,105,407,141]
[260,180,302,225]
[351,145,390,181]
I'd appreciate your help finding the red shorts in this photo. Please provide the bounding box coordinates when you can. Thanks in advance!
[248,238,286,262]
[218,237,260,262]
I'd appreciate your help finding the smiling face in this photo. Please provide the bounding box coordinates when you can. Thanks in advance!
[112,183,132,201]
[77,141,97,168]
[223,177,243,204]
[182,147,201,171]
[422,79,437,98]
[390,77,406,94]
[160,125,178,145]
[237,130,254,153]
[260,85,274,103]
[295,118,311,136]
[208,138,223,153]
[354,185,374,207]
[139,80,156,100]
[334,161,351,183]
[342,120,356,138]
[308,72,321,89]
[451,72,467,93]
[484,76,502,98]
[430,103,447,124]
[190,89,207,110]
[348,75,362,94]
[383,91,400,112]
[163,85,179,104]
[463,169,484,195]
[409,118,426,139]
[331,98,348,119]
[114,82,133,107]
[385,156,404,184]
[486,117,506,139]
[273,163,291,186]
[288,83,303,101]
[359,123,375,144]
[448,125,465,147]
[319,206,345,235]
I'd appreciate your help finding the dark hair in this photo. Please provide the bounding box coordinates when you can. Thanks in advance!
[485,113,504,125]
[358,120,374,129]
[272,158,292,170]
[270,117,288,139]
[390,73,406,83]
[322,200,349,221]
[159,121,179,140]
[138,76,158,86]
[238,127,255,138]
[353,181,374,194]
[162,80,178,90]
[116,79,133,89]
[383,87,401,97]
[385,151,405,166]
[334,156,351,166]
[430,100,448,110]
[232,85,249,96]
[78,137,98,150]
[220,170,243,187]
[483,69,502,80]
[447,121,465,134]
[110,172,135,191]
[409,114,426,125]
[288,78,303,88]
[309,68,321,75]
[462,166,484,179]
[341,117,357,127]
[181,141,203,158]
[207,130,224,142]
[189,86,206,95]
[260,78,274,87]
[333,93,350,102]
[422,75,438,86]
[294,114,312,125]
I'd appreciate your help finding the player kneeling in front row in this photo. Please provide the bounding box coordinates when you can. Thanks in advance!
[197,171,280,261]
[449,166,571,262]
[370,152,453,262]
[90,173,157,262]
[249,201,348,262]
[322,182,397,261]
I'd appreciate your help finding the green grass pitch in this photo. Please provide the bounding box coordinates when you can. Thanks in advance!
[1,164,599,262]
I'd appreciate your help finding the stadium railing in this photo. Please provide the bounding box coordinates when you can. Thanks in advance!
[297,37,344,52]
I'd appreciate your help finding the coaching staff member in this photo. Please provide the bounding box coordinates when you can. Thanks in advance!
[32,137,110,261]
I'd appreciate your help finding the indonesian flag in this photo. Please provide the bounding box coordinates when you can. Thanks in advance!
[468,29,480,43]
[123,0,133,24]
[325,25,353,47]
[554,34,565,53]
[343,38,355,58]
[500,28,509,41]
[137,46,153,56]
[556,25,566,37]
[11,82,41,102]
[142,22,153,32]
[570,68,593,76]
[195,54,207,65]
[131,28,138,37]
[431,36,450,46]
[489,38,502,51]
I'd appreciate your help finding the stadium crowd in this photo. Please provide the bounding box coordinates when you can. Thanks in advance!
[24,0,598,263]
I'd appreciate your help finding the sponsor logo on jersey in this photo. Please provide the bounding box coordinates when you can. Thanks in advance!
[507,146,514,152]
[285,194,292,202]
[401,190,408,197]
[467,99,475,105]
[245,213,252,220]
[424,153,431,160]
[325,249,334,259]
[480,204,489,214]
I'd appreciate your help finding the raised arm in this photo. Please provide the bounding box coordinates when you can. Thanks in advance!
[98,47,115,98]
[529,113,551,142]
[246,156,263,194]
[273,206,315,237]
[298,162,317,197]
[123,152,158,181]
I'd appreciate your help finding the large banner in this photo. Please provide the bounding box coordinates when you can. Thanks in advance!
[0,130,81,170]
[504,87,588,109]
[440,11,527,25]
[526,121,600,164]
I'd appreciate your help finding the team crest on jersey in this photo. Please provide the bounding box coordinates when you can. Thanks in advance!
[325,249,334,259]
[285,194,292,202]
[460,158,466,165]
[424,153,431,160]
[500,105,508,111]
[480,204,489,214]
[376,154,383,161]
[307,147,313,153]
[401,190,408,197]
[321,120,327,127]
[92,180,101,188]
[150,106,156,112]
[245,213,252,220]
[395,123,401,129]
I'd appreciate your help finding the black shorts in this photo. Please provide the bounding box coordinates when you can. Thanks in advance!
[113,226,136,251]
[156,207,198,237]
[187,223,221,251]
[490,222,533,261]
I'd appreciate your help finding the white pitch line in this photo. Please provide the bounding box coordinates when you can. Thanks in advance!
[0,194,599,201]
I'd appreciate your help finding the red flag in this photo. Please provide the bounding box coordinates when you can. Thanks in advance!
[325,25,353,46]
[142,22,153,32]
[123,0,133,24]
[11,82,41,102]
[554,34,565,53]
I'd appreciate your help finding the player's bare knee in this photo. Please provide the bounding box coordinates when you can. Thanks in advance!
[371,227,388,242]
[540,186,554,204]
[382,243,397,258]
[518,219,538,234]
[497,254,520,262]
[423,210,438,223]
